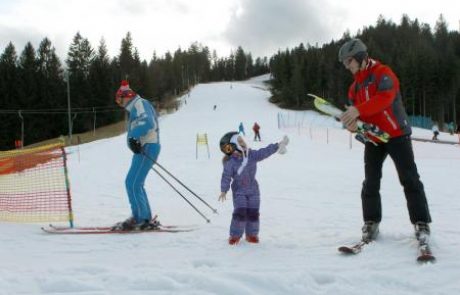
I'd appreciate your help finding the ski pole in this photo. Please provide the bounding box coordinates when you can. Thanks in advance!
[142,152,218,214]
[155,162,218,214]
[152,167,211,223]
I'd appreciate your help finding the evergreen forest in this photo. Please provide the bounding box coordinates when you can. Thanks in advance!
[0,32,269,150]
[1,14,460,150]
[269,15,460,130]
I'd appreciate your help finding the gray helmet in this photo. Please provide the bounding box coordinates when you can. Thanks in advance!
[338,38,367,62]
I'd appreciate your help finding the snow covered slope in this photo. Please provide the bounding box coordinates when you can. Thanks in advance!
[1,75,459,294]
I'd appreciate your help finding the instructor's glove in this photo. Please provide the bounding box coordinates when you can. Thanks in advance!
[128,137,142,154]
[340,105,360,130]
[278,135,289,154]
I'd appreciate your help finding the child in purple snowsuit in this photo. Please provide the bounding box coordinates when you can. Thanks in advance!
[219,132,289,245]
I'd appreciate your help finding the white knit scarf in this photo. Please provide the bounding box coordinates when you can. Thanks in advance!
[230,134,248,175]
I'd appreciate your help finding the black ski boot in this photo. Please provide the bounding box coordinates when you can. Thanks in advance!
[111,217,137,231]
[414,222,435,263]
[138,219,161,230]
[414,222,430,242]
[362,221,379,242]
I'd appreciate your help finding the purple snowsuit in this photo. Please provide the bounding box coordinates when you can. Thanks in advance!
[220,143,279,238]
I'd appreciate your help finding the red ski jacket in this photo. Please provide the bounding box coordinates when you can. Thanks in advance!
[348,59,411,141]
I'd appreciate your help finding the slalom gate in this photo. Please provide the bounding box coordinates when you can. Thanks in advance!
[196,133,210,159]
[0,142,73,225]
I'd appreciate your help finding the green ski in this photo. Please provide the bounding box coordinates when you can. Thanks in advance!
[308,93,390,144]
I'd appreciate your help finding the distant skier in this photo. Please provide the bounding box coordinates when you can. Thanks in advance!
[213,105,217,111]
[432,123,439,141]
[113,80,161,231]
[338,38,432,243]
[218,131,289,245]
[238,122,245,136]
[447,122,454,135]
[457,125,460,143]
[252,122,261,141]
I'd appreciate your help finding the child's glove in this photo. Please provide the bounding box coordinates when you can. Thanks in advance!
[218,192,227,202]
[278,135,289,154]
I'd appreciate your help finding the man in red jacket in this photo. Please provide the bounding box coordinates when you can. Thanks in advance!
[252,122,261,141]
[339,39,432,243]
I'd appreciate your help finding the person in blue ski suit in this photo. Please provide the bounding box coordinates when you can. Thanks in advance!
[219,132,289,244]
[114,80,161,230]
[238,122,246,136]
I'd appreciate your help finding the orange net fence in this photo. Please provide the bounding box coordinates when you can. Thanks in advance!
[0,143,73,223]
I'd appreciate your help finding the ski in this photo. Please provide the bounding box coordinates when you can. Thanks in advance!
[338,240,370,255]
[339,238,436,263]
[47,223,189,231]
[41,225,195,235]
[42,214,198,234]
[308,93,390,144]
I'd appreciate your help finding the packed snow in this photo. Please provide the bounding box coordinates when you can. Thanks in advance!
[1,74,459,295]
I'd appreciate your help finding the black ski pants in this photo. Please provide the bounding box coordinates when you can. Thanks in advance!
[361,135,432,224]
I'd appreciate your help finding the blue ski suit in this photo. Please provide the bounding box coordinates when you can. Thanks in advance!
[124,95,160,223]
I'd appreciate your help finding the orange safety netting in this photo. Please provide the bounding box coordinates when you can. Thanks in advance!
[0,143,73,223]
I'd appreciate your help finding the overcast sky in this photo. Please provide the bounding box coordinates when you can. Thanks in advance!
[0,0,458,61]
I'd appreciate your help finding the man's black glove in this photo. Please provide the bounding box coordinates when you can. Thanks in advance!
[128,138,142,154]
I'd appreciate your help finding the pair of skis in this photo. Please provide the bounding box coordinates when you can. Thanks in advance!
[41,224,195,234]
[338,238,436,263]
[42,217,197,234]
[308,94,390,145]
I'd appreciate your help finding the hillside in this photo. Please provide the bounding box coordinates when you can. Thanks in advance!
[1,75,459,295]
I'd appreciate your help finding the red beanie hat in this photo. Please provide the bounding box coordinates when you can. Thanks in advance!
[115,80,136,101]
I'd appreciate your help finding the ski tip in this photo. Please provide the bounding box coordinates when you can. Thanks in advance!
[338,246,357,254]
[41,226,52,233]
[417,255,436,264]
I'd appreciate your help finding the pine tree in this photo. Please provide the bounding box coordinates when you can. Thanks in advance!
[19,42,38,106]
[118,32,136,82]
[0,43,20,149]
[66,32,95,132]
[234,46,247,80]
[18,43,40,144]
[89,38,120,126]
[36,37,65,141]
